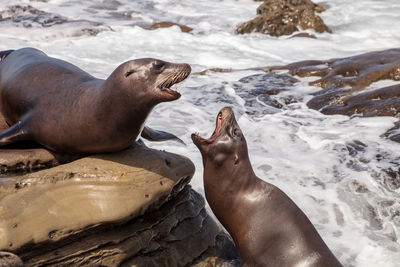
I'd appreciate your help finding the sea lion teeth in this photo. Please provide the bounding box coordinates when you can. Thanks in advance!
[0,47,191,154]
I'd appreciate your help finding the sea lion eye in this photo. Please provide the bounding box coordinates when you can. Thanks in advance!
[153,62,165,71]
[233,128,240,137]
[125,70,135,77]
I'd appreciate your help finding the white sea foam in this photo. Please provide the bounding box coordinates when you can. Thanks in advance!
[0,0,400,265]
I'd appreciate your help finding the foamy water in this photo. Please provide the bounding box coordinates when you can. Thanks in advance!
[1,0,400,265]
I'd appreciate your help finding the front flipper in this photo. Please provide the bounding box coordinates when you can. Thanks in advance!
[0,121,30,146]
[141,126,185,145]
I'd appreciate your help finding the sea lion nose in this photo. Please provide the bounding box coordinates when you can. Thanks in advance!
[183,63,191,73]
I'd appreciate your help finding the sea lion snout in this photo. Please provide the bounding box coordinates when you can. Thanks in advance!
[191,107,245,165]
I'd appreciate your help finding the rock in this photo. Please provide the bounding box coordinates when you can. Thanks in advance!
[0,251,23,267]
[0,5,109,40]
[268,49,400,118]
[233,73,300,117]
[0,148,80,174]
[0,143,239,266]
[193,68,233,76]
[267,49,400,144]
[290,32,317,38]
[150,22,193,33]
[236,0,331,36]
[0,143,194,250]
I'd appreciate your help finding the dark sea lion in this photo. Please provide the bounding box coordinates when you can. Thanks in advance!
[0,48,191,154]
[191,107,342,267]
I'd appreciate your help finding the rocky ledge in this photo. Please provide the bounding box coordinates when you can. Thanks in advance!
[267,48,400,141]
[0,143,239,266]
[237,0,331,36]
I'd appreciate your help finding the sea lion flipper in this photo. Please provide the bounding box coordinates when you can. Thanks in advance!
[0,121,29,146]
[141,126,186,145]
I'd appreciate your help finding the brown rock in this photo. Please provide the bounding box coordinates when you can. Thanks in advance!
[0,5,108,39]
[236,0,331,36]
[268,49,400,143]
[268,49,400,117]
[150,22,193,33]
[0,143,239,266]
[0,143,194,251]
[290,32,317,39]
[0,251,23,267]
[194,68,233,75]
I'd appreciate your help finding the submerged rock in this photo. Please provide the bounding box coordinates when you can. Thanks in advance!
[0,143,239,266]
[0,5,109,40]
[234,73,300,117]
[269,48,400,117]
[237,0,331,36]
[268,48,400,142]
[150,22,193,33]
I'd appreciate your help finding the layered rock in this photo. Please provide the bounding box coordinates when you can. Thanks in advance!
[0,5,109,40]
[0,143,239,266]
[150,22,193,33]
[237,0,331,36]
[268,49,400,116]
[267,48,400,141]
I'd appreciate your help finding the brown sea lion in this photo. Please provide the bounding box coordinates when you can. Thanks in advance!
[191,107,342,267]
[0,48,190,154]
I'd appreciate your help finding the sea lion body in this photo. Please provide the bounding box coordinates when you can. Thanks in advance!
[0,48,190,154]
[192,107,342,267]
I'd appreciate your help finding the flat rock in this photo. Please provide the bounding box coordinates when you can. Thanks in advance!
[0,143,194,252]
[269,48,400,117]
[268,48,400,143]
[0,5,109,40]
[150,22,192,33]
[237,0,331,36]
[14,186,239,266]
[0,143,240,266]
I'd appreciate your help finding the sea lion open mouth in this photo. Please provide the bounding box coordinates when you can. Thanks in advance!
[206,112,223,143]
[158,64,191,98]
[192,111,223,144]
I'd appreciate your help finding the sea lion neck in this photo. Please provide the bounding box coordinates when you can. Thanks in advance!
[203,155,259,218]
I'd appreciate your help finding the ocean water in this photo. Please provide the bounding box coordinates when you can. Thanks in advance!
[1,0,400,266]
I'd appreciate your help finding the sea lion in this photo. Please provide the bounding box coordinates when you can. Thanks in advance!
[191,107,342,267]
[0,47,191,154]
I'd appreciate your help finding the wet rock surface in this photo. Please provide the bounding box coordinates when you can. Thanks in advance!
[268,49,400,142]
[0,142,239,266]
[150,22,193,33]
[233,73,300,116]
[237,0,331,36]
[0,5,109,39]
[0,251,23,267]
